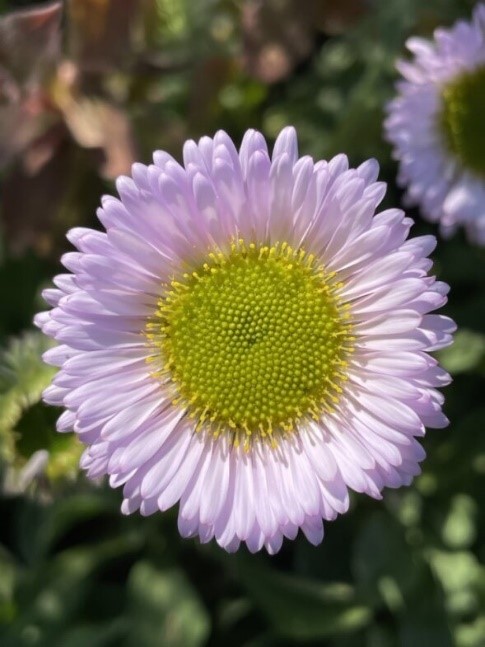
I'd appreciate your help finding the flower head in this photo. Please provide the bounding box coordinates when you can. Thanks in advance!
[35,127,454,553]
[385,4,485,243]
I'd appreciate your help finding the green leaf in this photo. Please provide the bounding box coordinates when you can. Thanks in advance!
[441,495,477,549]
[0,332,55,462]
[429,550,484,617]
[455,617,485,647]
[127,562,210,647]
[437,329,485,375]
[231,553,371,640]
[437,551,481,597]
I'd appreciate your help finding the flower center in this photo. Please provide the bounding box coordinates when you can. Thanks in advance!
[147,240,353,447]
[440,65,485,177]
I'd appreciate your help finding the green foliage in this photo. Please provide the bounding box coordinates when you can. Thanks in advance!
[0,331,82,487]
[231,553,372,640]
[127,562,210,646]
[438,330,485,375]
[0,333,55,463]
[354,514,453,647]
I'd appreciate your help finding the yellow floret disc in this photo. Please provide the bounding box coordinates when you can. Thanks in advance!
[441,66,485,177]
[147,240,353,447]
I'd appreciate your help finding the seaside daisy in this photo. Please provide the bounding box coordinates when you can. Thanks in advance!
[385,4,485,243]
[35,127,454,553]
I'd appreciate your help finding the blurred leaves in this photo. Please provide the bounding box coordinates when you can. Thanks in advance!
[354,513,453,647]
[127,563,210,647]
[242,0,369,84]
[242,0,319,84]
[0,0,138,256]
[232,553,372,640]
[440,494,477,549]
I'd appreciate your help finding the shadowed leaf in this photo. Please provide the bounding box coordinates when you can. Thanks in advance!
[127,562,210,647]
[353,513,454,647]
[231,553,371,639]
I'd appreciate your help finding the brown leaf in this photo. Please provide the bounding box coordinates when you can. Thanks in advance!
[47,60,137,178]
[0,1,62,89]
[242,0,318,84]
[67,0,142,73]
[61,96,137,178]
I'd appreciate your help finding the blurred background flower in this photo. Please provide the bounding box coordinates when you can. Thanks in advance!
[385,4,485,244]
[1,1,484,646]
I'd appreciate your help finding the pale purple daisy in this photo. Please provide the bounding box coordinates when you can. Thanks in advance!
[35,127,454,554]
[385,4,485,244]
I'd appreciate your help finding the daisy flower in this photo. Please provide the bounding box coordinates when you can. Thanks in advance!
[385,4,485,243]
[35,127,454,553]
